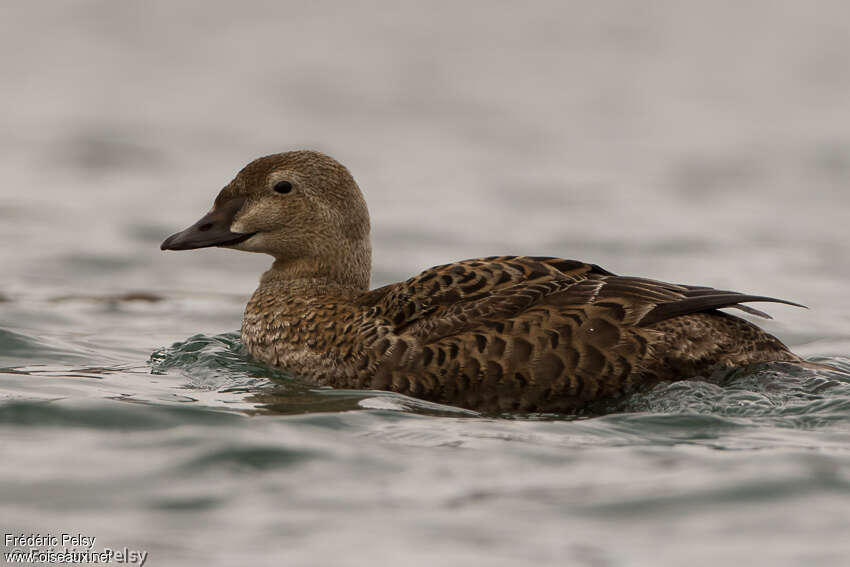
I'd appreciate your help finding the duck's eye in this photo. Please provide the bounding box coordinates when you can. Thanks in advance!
[273,181,293,194]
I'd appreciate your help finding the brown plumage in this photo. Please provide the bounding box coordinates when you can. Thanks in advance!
[162,150,805,414]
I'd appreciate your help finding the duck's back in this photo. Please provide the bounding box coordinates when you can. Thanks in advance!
[348,256,801,413]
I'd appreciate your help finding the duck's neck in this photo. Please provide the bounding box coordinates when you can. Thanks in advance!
[261,241,371,295]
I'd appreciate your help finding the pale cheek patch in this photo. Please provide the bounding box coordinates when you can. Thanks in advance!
[231,201,278,234]
[231,208,258,234]
[230,218,250,234]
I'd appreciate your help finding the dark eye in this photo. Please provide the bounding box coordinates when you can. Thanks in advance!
[273,180,293,194]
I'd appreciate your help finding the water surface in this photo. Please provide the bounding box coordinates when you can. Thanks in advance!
[2,1,850,565]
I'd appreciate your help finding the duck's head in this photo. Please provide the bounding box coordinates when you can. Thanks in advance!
[161,150,372,289]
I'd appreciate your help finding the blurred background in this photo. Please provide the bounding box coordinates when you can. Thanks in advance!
[2,2,850,566]
[2,2,849,330]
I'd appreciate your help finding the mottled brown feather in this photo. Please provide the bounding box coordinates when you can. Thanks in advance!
[163,151,806,414]
[243,254,803,413]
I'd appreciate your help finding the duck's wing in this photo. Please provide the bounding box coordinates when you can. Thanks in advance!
[359,256,804,342]
[358,256,612,328]
[630,279,805,325]
[565,276,805,328]
[357,256,804,412]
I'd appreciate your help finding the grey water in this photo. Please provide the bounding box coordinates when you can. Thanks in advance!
[3,1,850,565]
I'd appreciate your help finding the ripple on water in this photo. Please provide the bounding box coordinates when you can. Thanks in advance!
[149,332,284,384]
[617,358,850,428]
[0,398,244,430]
[0,327,92,365]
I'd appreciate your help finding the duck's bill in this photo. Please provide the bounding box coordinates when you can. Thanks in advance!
[160,196,256,251]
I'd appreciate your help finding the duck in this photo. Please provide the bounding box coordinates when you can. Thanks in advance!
[161,150,806,413]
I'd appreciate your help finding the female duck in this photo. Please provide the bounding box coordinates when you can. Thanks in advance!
[162,150,804,413]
